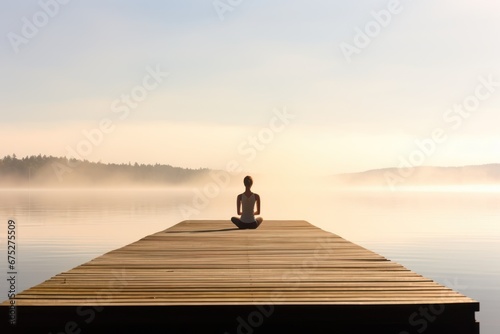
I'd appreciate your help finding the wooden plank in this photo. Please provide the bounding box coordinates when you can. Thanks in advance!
[2,220,478,309]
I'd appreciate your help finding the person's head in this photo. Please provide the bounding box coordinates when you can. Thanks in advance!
[243,175,253,188]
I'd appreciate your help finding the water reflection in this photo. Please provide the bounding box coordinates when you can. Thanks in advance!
[0,188,498,332]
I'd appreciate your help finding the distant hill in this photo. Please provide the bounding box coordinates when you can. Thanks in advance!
[332,164,500,188]
[0,155,213,188]
[4,155,500,189]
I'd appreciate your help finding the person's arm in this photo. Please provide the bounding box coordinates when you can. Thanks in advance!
[254,194,261,215]
[237,194,242,215]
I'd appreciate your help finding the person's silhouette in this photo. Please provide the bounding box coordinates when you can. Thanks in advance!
[231,176,263,229]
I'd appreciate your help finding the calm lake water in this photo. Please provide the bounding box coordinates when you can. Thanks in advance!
[0,187,499,333]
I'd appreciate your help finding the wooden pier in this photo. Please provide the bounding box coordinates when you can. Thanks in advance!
[1,220,479,333]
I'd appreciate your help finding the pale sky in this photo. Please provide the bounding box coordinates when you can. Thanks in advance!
[1,0,500,176]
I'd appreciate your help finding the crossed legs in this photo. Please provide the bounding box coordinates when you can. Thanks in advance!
[231,217,263,229]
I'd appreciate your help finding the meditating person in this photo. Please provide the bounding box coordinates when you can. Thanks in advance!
[231,176,263,229]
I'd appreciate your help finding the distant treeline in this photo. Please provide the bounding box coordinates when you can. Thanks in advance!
[333,164,500,188]
[0,154,211,187]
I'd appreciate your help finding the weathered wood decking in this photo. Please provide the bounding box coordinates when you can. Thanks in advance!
[1,220,479,333]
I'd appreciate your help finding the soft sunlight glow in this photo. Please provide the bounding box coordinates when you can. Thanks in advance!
[394,184,500,193]
[2,2,500,176]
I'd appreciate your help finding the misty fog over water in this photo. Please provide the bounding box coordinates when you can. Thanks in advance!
[0,187,499,333]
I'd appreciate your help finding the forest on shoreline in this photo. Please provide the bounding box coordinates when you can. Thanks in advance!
[0,155,211,187]
[3,154,500,189]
